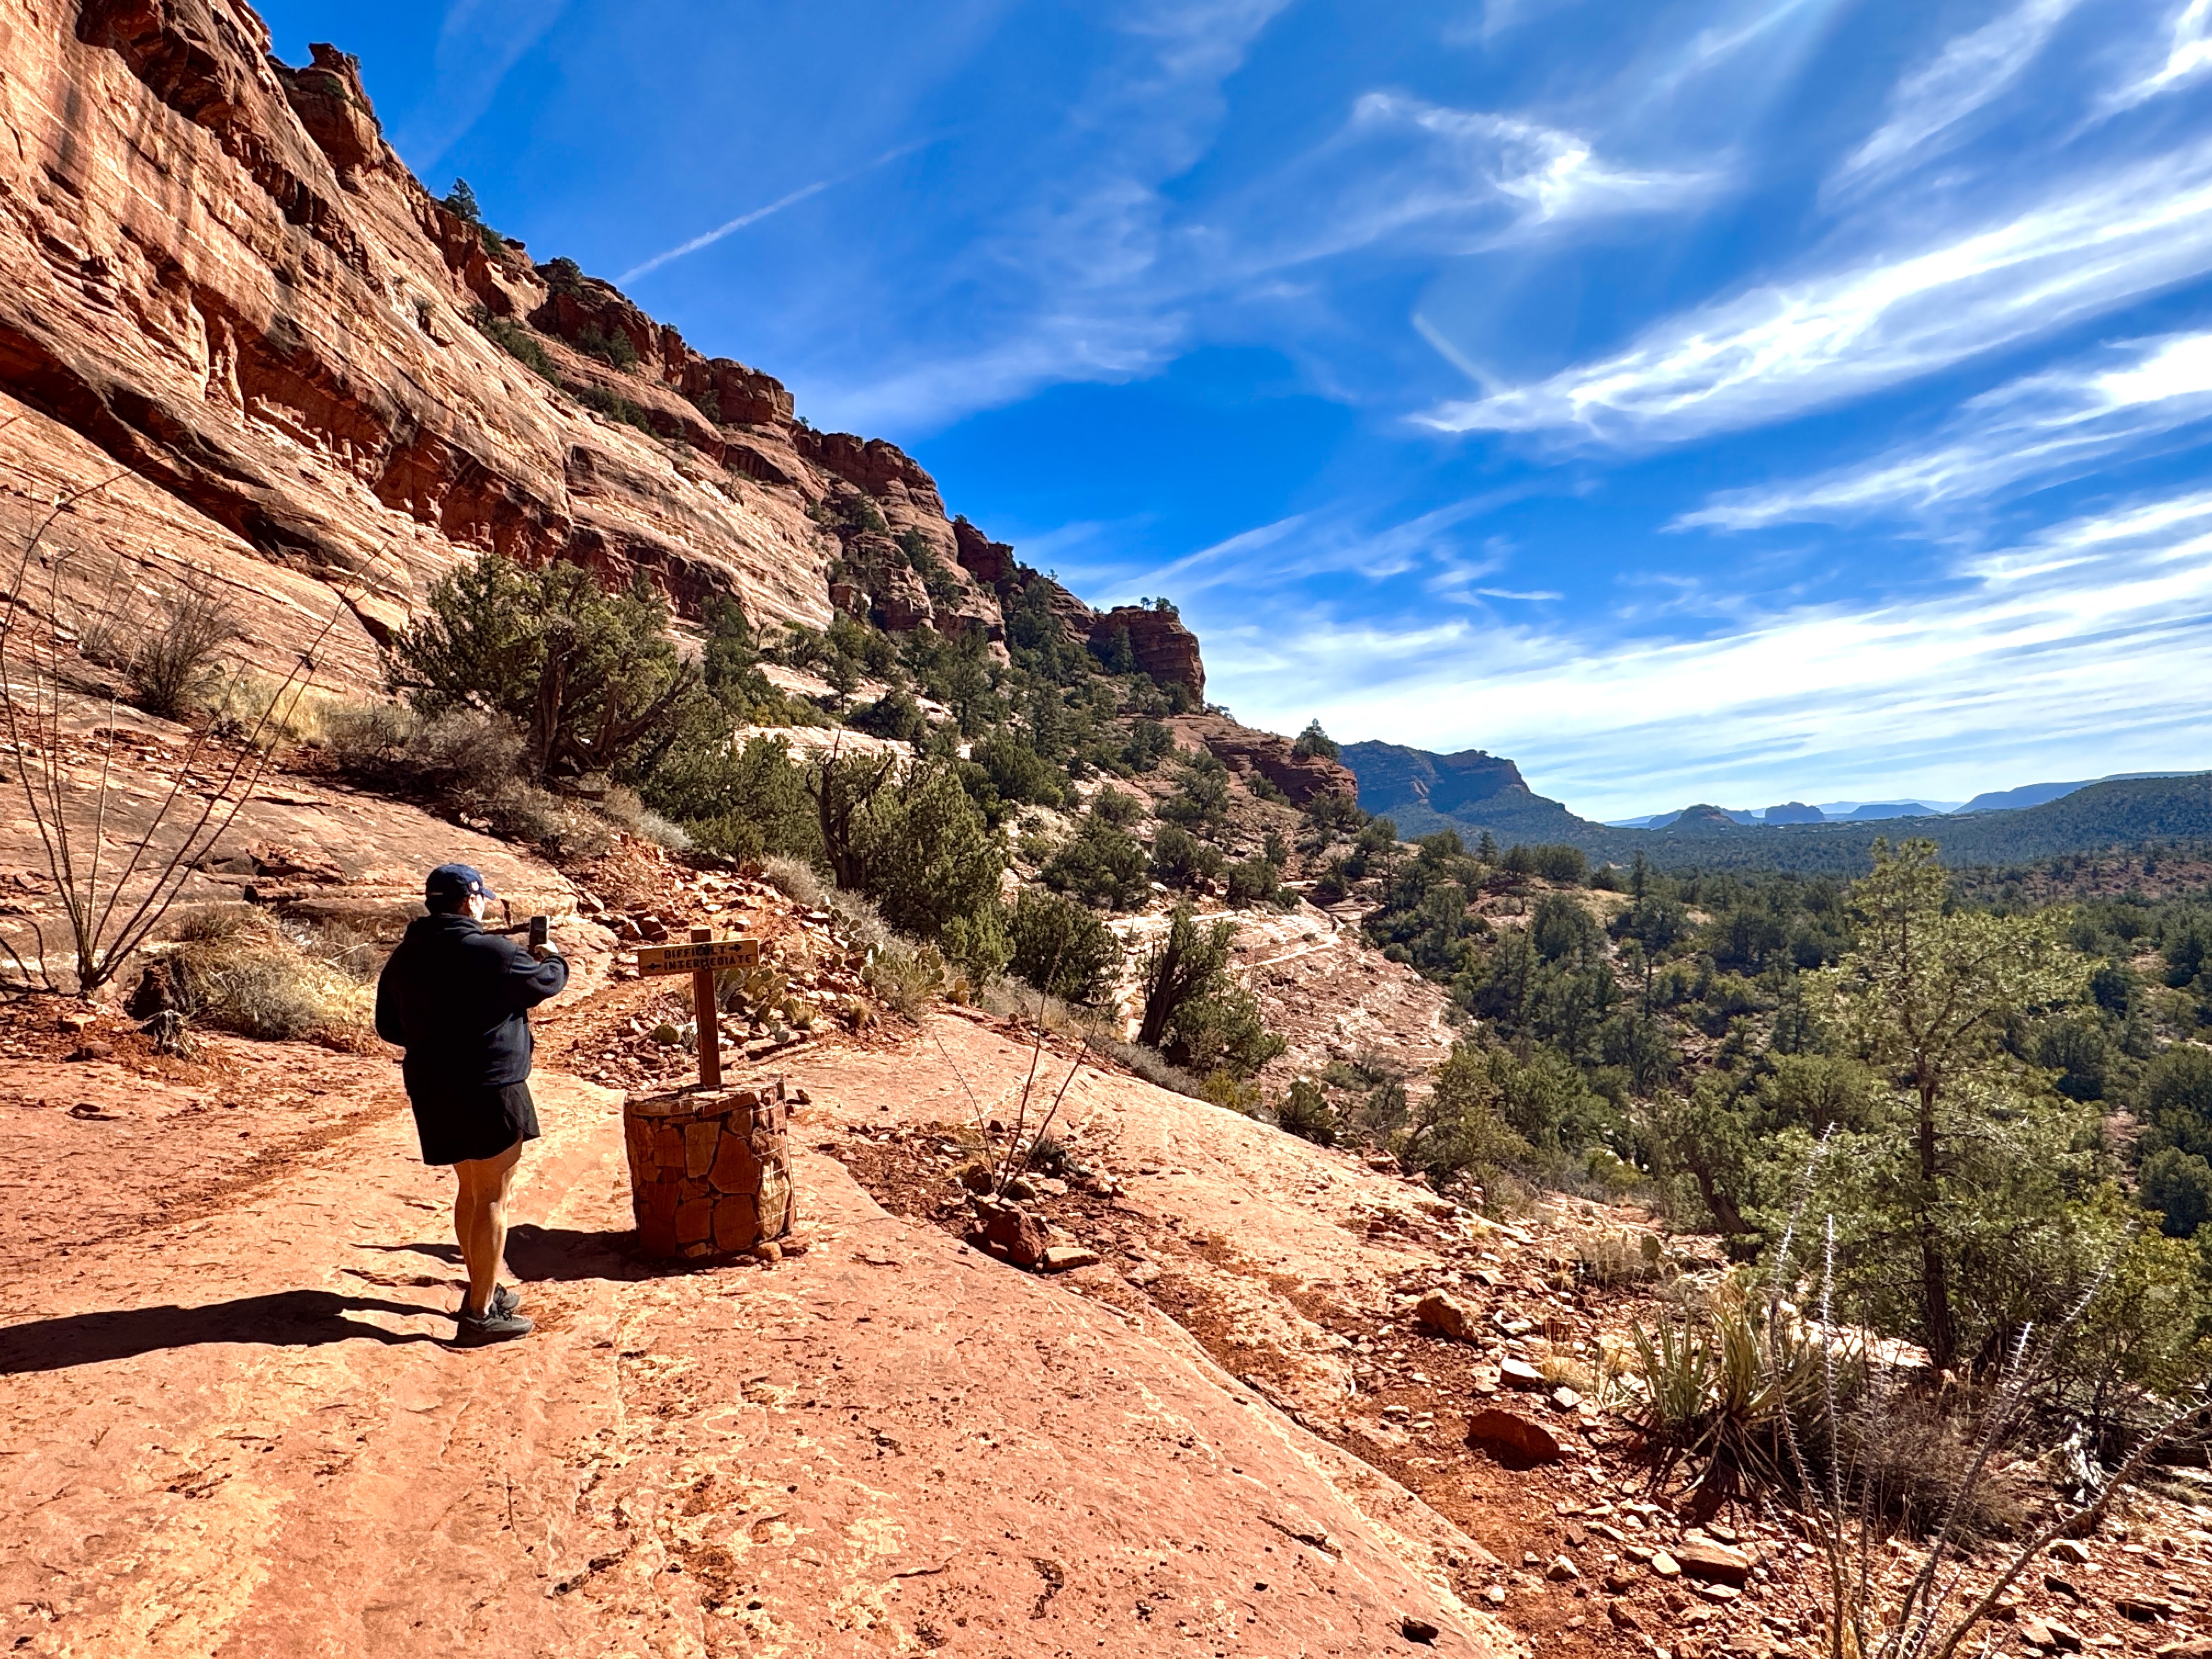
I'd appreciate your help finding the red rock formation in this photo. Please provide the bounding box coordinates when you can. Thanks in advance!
[1171,713,1359,806]
[1090,604,1206,698]
[0,0,1312,752]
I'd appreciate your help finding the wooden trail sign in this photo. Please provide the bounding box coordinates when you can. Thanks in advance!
[637,927,760,1090]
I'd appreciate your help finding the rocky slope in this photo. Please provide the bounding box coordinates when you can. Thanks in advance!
[0,0,1216,708]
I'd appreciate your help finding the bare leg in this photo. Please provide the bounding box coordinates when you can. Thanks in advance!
[452,1141,522,1316]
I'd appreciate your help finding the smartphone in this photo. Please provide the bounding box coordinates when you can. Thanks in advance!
[529,915,550,950]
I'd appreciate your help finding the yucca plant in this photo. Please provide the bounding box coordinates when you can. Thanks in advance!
[1629,1275,1820,1499]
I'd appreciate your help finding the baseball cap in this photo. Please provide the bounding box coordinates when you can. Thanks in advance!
[425,863,497,904]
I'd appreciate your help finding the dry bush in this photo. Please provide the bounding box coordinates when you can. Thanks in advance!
[591,784,693,852]
[1577,1229,1666,1288]
[151,906,375,1041]
[325,701,616,859]
[206,674,342,746]
[326,702,521,797]
[1095,1031,1207,1100]
[127,588,242,719]
[760,854,827,910]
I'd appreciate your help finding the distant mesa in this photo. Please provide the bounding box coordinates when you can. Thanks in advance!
[1763,802,1824,824]
[1839,802,1939,821]
[1339,742,1597,843]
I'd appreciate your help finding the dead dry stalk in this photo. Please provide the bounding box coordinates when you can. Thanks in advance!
[0,472,366,997]
[1752,1141,2205,1659]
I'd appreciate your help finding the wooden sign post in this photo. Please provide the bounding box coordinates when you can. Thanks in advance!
[636,926,760,1091]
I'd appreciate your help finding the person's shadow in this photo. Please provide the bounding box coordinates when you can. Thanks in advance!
[358,1225,654,1284]
[0,1290,446,1375]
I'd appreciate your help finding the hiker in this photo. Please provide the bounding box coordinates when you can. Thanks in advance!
[374,864,567,1346]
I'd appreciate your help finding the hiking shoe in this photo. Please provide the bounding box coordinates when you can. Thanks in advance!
[455,1308,533,1346]
[490,1283,522,1318]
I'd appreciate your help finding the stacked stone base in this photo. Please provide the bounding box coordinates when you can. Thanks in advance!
[623,1079,793,1259]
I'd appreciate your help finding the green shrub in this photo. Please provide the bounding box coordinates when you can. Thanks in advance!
[1403,1041,1533,1196]
[1224,857,1283,908]
[1134,904,1285,1079]
[1292,720,1340,761]
[853,761,1005,942]
[1122,719,1175,772]
[1156,752,1231,831]
[1530,843,1589,883]
[385,555,698,787]
[1007,889,1123,1005]
[850,688,928,743]
[1277,1077,1337,1145]
[471,308,557,381]
[2141,1147,2212,1236]
[640,731,820,865]
[574,325,640,371]
[1302,792,1364,836]
[582,384,654,432]
[1151,824,1223,891]
[2141,1045,2212,1157]
[972,727,1066,809]
[1043,805,1154,911]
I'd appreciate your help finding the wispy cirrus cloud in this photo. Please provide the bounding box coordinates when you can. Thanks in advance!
[1232,93,1720,268]
[1212,486,2212,816]
[1827,0,2082,196]
[2109,0,2212,109]
[1678,328,2212,529]
[1422,139,2212,446]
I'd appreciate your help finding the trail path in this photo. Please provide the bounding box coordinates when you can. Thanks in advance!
[0,1023,1512,1657]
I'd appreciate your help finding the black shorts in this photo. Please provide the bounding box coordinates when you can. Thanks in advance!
[409,1081,541,1166]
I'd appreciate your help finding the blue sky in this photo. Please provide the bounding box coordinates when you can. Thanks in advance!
[258,0,2212,819]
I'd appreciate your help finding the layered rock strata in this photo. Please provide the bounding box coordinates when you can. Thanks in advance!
[0,0,1195,697]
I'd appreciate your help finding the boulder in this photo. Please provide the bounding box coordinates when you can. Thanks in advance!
[978,1206,1051,1269]
[1499,1357,1546,1390]
[1464,1408,1561,1465]
[1544,1555,1579,1582]
[1413,1290,1476,1340]
[1647,1551,1682,1579]
[1040,1245,1100,1273]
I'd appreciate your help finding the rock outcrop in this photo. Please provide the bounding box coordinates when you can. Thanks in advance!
[1087,604,1206,699]
[1173,712,1358,805]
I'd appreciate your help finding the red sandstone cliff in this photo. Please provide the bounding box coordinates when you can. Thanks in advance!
[0,0,1026,688]
[0,0,1346,802]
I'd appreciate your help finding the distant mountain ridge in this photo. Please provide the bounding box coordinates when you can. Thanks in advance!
[1341,742,2212,873]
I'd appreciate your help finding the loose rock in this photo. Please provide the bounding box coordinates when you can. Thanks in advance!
[1414,1290,1476,1340]
[1464,1407,1562,1464]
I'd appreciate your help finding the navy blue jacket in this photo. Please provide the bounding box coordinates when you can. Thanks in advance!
[374,914,568,1098]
